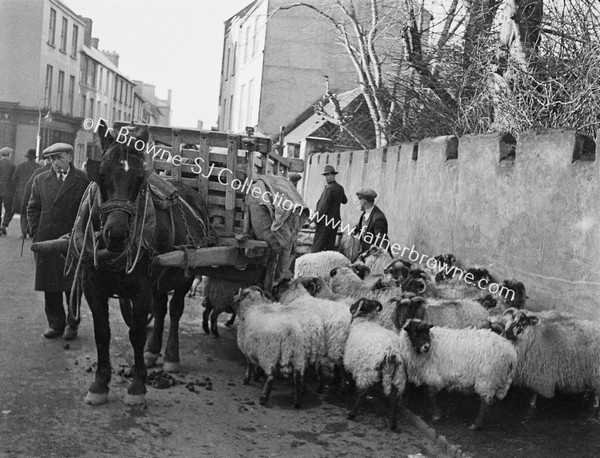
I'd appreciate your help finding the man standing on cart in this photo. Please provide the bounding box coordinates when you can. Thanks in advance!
[310,165,347,252]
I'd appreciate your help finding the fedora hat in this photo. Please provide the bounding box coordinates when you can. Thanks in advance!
[25,148,37,159]
[322,165,338,175]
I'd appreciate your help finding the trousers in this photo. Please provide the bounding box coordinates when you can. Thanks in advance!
[44,291,80,331]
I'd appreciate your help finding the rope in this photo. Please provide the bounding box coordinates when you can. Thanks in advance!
[125,183,150,274]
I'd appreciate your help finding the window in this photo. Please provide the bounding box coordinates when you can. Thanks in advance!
[71,25,78,57]
[113,77,118,100]
[104,103,108,118]
[247,79,254,126]
[44,65,53,105]
[60,17,68,52]
[48,9,56,46]
[244,26,251,63]
[119,80,123,103]
[81,95,86,117]
[88,62,97,88]
[57,71,65,112]
[68,75,74,115]
[225,47,231,78]
[81,57,88,84]
[231,43,237,76]
[252,16,259,57]
[98,68,103,91]
[222,97,228,129]
[89,98,94,118]
[238,84,245,130]
[112,107,116,123]
[228,95,234,130]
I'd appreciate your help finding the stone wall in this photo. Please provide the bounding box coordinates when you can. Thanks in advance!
[302,129,600,321]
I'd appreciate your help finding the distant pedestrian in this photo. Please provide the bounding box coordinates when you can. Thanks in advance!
[11,149,40,237]
[353,188,389,256]
[310,165,348,252]
[0,147,16,235]
[27,143,89,340]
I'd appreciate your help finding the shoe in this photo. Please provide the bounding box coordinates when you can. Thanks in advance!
[62,326,78,341]
[43,328,62,339]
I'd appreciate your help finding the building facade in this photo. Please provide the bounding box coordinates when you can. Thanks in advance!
[0,0,86,163]
[217,0,358,137]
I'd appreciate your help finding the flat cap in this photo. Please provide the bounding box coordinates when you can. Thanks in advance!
[0,147,13,156]
[356,188,377,201]
[43,142,73,158]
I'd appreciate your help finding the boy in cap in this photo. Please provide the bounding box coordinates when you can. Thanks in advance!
[27,142,89,340]
[310,165,348,252]
[353,188,389,255]
[0,146,16,235]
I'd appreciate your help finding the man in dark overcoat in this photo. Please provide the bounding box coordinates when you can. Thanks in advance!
[28,143,89,340]
[353,188,389,256]
[11,148,40,237]
[311,165,348,252]
[0,146,16,235]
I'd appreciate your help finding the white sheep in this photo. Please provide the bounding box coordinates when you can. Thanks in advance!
[343,298,407,430]
[499,308,600,418]
[357,246,395,275]
[399,319,518,430]
[231,286,306,408]
[274,277,353,391]
[293,250,351,279]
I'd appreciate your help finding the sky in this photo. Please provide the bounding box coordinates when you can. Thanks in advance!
[65,0,253,129]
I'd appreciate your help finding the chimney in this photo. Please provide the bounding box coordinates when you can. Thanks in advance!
[102,51,120,67]
[91,37,99,49]
[81,17,93,47]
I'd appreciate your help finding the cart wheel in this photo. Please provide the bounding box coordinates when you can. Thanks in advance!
[119,298,154,327]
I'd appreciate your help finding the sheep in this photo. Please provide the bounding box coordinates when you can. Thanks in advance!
[202,277,251,337]
[293,250,351,279]
[495,279,527,311]
[497,308,600,419]
[231,286,306,408]
[399,318,518,430]
[343,298,407,430]
[273,277,353,392]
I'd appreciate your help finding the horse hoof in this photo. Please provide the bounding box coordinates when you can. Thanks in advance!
[163,361,180,373]
[124,394,146,406]
[144,352,160,368]
[84,391,108,405]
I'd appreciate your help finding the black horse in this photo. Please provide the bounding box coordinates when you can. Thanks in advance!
[77,120,207,405]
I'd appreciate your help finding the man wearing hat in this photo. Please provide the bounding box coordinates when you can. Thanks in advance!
[27,142,89,340]
[11,148,40,236]
[0,146,16,235]
[353,188,389,256]
[310,164,348,252]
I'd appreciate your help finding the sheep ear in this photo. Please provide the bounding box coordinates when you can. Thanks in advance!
[527,315,540,326]
[263,291,273,300]
[502,307,517,317]
[427,323,434,330]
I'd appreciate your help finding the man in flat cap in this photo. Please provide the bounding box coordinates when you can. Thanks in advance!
[0,146,16,235]
[11,148,40,237]
[28,142,89,340]
[310,165,348,252]
[353,188,389,256]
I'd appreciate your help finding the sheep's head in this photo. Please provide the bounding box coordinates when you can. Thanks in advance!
[433,253,457,282]
[403,319,434,354]
[350,262,371,279]
[466,267,495,285]
[294,276,321,296]
[232,286,270,311]
[499,279,527,310]
[383,260,410,281]
[401,274,428,295]
[357,245,381,263]
[390,295,427,330]
[476,293,497,310]
[349,298,382,320]
[271,278,293,301]
[501,307,540,340]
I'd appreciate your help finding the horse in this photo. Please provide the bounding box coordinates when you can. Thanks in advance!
[76,120,208,406]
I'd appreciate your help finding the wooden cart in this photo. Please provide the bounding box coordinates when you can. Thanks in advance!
[113,123,304,290]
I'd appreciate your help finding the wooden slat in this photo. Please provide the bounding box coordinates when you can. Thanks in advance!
[207,194,244,208]
[225,135,238,234]
[198,132,210,209]
[243,151,255,234]
[171,130,182,181]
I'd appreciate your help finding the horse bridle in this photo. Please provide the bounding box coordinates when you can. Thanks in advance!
[98,199,137,224]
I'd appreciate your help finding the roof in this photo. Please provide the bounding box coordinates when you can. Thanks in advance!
[284,87,363,144]
[81,46,135,84]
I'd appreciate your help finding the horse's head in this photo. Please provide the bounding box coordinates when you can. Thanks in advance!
[88,120,148,252]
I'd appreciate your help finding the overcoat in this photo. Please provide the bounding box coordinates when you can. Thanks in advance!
[27,167,89,291]
[311,180,347,252]
[354,205,389,255]
[11,160,40,213]
[0,157,15,198]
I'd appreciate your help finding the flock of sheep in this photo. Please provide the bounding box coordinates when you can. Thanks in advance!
[201,246,600,432]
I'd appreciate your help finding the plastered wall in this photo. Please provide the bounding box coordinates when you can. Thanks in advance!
[302,129,600,321]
